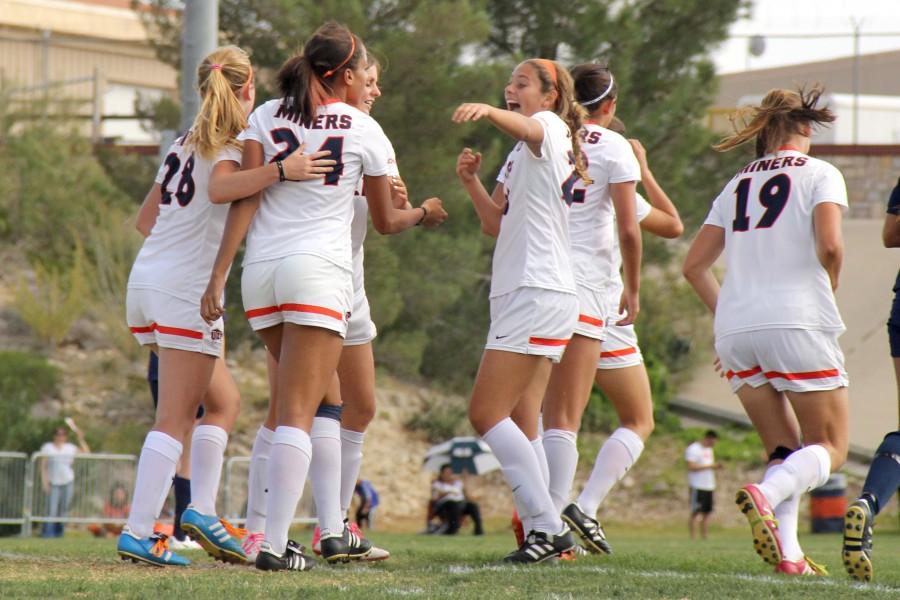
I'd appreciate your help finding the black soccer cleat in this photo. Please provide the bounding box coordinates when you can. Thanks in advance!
[561,502,613,554]
[503,528,576,564]
[842,497,874,582]
[255,539,315,572]
[320,524,374,563]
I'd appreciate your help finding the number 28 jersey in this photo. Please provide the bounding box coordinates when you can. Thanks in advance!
[704,150,848,337]
[238,98,394,271]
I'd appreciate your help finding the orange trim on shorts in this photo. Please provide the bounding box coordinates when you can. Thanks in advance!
[600,346,638,359]
[245,305,281,319]
[578,314,604,327]
[129,323,203,340]
[279,303,344,321]
[725,366,763,380]
[764,368,840,381]
[528,337,569,347]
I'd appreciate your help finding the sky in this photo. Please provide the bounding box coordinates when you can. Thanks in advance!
[713,0,900,74]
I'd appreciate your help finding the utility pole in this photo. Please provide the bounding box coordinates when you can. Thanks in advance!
[178,0,218,133]
[851,18,862,146]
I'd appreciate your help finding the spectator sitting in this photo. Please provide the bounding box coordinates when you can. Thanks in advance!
[40,421,89,538]
[354,478,379,530]
[429,465,484,535]
[88,482,130,538]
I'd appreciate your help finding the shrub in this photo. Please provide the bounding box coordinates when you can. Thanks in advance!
[405,395,470,443]
[0,351,61,452]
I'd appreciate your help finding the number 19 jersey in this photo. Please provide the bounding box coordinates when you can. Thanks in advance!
[238,98,394,271]
[704,149,848,337]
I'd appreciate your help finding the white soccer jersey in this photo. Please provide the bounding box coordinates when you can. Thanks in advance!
[704,150,848,337]
[351,147,400,280]
[128,134,241,302]
[568,124,641,293]
[604,193,652,315]
[491,111,576,298]
[238,98,393,270]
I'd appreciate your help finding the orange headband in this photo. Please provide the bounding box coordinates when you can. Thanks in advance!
[323,35,356,78]
[534,59,558,88]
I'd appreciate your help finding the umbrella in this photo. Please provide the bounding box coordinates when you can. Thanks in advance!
[422,436,500,475]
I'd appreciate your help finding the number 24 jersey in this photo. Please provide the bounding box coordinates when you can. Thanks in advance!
[704,149,848,337]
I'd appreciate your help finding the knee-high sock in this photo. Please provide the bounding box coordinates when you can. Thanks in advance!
[340,428,365,518]
[862,431,900,515]
[310,417,343,536]
[577,427,644,517]
[173,475,191,540]
[127,431,182,538]
[264,427,312,554]
[190,425,228,515]
[764,463,802,561]
[543,429,578,512]
[758,445,830,508]
[244,426,274,534]
[482,418,562,535]
[531,437,550,488]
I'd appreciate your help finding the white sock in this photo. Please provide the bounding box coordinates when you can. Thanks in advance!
[264,426,311,554]
[245,426,274,534]
[310,417,344,536]
[340,428,365,517]
[758,445,831,508]
[189,425,228,515]
[543,429,578,512]
[126,431,182,538]
[482,418,562,535]
[765,463,803,561]
[531,437,550,488]
[577,427,644,517]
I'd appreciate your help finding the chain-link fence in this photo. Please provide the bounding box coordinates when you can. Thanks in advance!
[221,456,316,526]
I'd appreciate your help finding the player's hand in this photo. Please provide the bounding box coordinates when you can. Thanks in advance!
[628,138,648,172]
[390,176,409,208]
[456,148,482,183]
[420,197,448,229]
[282,143,336,181]
[200,274,226,325]
[713,355,725,378]
[617,289,640,326]
[452,103,493,123]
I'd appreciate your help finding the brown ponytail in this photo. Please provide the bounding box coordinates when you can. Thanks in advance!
[188,45,252,160]
[525,58,589,182]
[277,22,365,124]
[714,85,835,157]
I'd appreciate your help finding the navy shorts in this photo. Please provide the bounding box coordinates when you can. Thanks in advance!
[889,291,900,358]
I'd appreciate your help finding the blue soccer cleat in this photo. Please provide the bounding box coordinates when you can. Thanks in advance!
[180,506,248,564]
[117,526,191,567]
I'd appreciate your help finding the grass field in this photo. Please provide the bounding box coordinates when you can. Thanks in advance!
[1,523,899,599]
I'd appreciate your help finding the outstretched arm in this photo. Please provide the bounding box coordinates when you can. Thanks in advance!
[452,104,545,156]
[455,148,505,237]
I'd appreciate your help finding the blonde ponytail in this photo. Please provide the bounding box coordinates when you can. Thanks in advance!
[188,45,252,160]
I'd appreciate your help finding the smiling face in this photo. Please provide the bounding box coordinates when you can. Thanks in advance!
[356,64,381,115]
[505,62,558,117]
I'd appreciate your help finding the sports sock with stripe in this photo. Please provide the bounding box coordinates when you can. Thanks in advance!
[310,416,344,537]
[577,427,644,517]
[543,428,578,512]
[340,428,366,518]
[190,424,228,515]
[758,444,830,508]
[764,462,803,561]
[264,426,312,555]
[126,430,182,539]
[244,426,274,534]
[482,418,563,535]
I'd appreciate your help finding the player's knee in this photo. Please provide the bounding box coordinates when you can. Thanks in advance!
[878,430,900,455]
[621,414,654,440]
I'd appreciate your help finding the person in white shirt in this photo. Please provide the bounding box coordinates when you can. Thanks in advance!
[683,86,848,576]
[685,430,721,540]
[40,423,89,538]
[454,58,585,563]
[429,465,483,536]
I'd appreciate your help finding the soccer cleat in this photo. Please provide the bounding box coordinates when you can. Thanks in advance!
[179,506,247,564]
[842,498,874,582]
[319,523,374,563]
[255,540,315,572]
[502,528,576,564]
[511,510,525,546]
[347,521,391,561]
[117,526,190,567]
[169,536,202,551]
[776,555,828,576]
[561,502,612,554]
[242,531,264,563]
[735,484,783,567]
[312,525,322,555]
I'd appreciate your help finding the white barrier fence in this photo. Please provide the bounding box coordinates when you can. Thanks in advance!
[0,452,315,537]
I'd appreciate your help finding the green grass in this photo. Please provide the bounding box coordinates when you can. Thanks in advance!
[1,524,899,599]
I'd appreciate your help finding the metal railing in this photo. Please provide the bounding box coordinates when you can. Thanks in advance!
[0,452,28,527]
[221,456,316,526]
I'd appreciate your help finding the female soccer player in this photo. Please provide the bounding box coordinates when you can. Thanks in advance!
[683,86,848,576]
[453,58,585,563]
[201,23,444,572]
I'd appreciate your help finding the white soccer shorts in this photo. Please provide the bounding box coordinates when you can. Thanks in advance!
[126,288,224,357]
[344,282,377,346]
[485,287,578,363]
[715,329,848,393]
[596,321,644,369]
[241,253,353,336]
[572,284,607,341]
